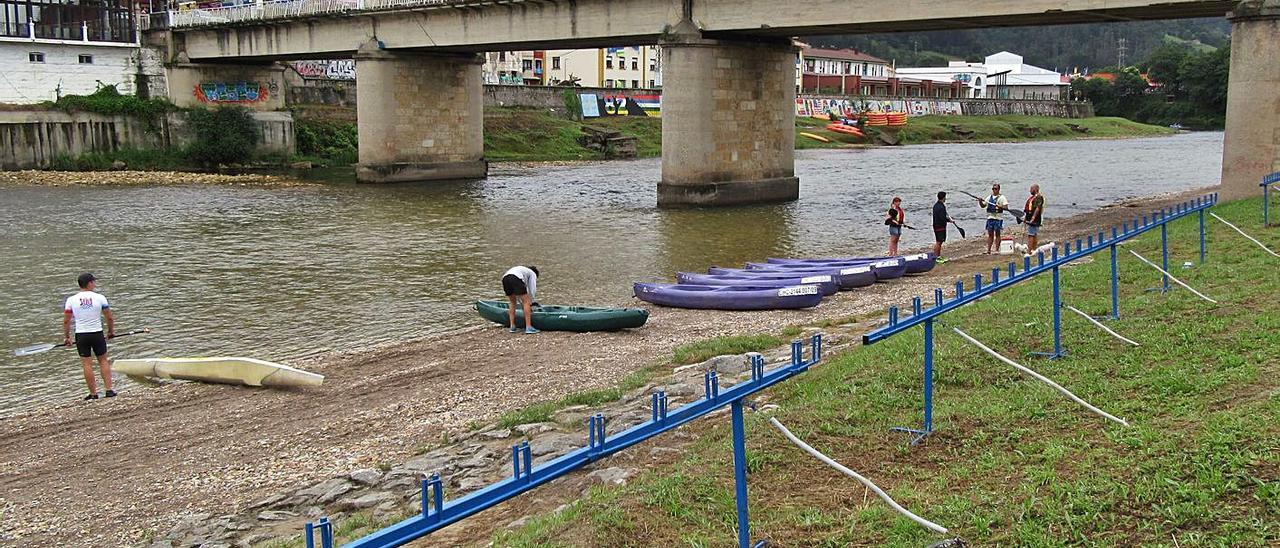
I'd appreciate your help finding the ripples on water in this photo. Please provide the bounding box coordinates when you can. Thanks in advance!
[0,132,1223,412]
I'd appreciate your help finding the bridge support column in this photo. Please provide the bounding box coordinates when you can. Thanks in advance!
[658,37,799,207]
[354,43,486,183]
[1222,0,1280,200]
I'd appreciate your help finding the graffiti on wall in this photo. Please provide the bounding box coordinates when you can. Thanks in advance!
[796,97,963,117]
[194,81,275,104]
[580,93,660,118]
[292,60,356,81]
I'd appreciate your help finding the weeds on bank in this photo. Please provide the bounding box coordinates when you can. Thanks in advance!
[497,197,1280,546]
[672,334,785,365]
[494,365,662,429]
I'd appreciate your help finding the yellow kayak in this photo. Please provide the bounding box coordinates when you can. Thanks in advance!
[112,357,324,388]
[800,132,831,143]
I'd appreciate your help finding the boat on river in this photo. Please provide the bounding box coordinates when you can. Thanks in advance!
[112,357,324,388]
[706,264,876,289]
[474,300,649,332]
[676,272,840,295]
[767,253,935,275]
[634,283,823,310]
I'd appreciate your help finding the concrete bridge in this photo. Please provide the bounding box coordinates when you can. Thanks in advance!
[158,0,1278,206]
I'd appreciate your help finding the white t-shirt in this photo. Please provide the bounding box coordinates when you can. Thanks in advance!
[503,266,537,302]
[64,291,109,333]
[987,194,1009,220]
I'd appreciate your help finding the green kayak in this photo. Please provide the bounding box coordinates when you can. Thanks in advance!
[474,300,649,332]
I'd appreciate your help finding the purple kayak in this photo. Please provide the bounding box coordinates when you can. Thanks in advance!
[676,272,839,296]
[746,258,907,282]
[707,264,876,288]
[634,283,823,310]
[768,253,935,275]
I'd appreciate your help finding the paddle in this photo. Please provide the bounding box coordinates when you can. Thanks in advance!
[950,220,967,238]
[13,328,151,357]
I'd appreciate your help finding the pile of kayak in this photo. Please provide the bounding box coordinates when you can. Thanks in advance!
[634,253,936,310]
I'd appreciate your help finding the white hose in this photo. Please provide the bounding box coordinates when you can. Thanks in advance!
[951,328,1130,427]
[1127,250,1219,304]
[1209,212,1280,258]
[1063,305,1139,347]
[767,417,949,534]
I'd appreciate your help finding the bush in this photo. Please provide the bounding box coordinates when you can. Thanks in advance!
[295,119,358,165]
[47,85,173,129]
[186,107,259,167]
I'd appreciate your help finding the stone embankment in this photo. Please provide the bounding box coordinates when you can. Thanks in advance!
[154,335,853,547]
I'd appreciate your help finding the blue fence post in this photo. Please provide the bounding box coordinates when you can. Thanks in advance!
[1199,207,1206,264]
[730,400,751,548]
[1033,264,1064,359]
[922,319,934,434]
[1266,179,1271,227]
[1110,243,1120,320]
[305,522,315,548]
[1161,221,1170,292]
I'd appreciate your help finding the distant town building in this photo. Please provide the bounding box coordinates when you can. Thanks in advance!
[543,46,661,88]
[897,51,1070,100]
[798,46,963,98]
[0,0,153,103]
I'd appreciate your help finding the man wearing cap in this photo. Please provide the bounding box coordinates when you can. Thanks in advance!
[977,183,1010,254]
[63,273,116,400]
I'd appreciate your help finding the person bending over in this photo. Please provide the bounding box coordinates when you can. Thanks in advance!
[501,265,540,334]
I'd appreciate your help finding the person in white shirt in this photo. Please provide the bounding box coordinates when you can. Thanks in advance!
[977,183,1011,254]
[63,272,116,400]
[501,266,540,334]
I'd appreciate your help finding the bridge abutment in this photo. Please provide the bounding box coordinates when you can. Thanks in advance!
[1222,0,1280,200]
[658,37,799,207]
[354,44,487,184]
[165,61,286,110]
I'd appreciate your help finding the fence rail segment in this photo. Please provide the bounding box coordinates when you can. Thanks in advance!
[863,194,1218,346]
[769,417,949,534]
[328,335,823,548]
[1210,212,1279,257]
[952,328,1129,427]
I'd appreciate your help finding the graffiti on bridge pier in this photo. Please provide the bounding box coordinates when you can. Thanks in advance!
[292,60,356,81]
[579,93,660,118]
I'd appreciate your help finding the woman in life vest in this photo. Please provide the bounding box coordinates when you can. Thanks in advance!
[886,196,906,256]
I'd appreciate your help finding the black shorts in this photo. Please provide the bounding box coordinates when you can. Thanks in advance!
[934,228,947,243]
[502,274,528,296]
[75,331,108,358]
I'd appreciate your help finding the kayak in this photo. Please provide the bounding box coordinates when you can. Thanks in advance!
[799,132,831,143]
[768,253,935,275]
[474,300,648,332]
[112,357,324,388]
[676,272,840,295]
[746,258,907,281]
[707,264,876,289]
[634,283,823,310]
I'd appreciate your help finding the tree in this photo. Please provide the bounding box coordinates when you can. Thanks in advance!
[1179,47,1229,114]
[1143,43,1190,92]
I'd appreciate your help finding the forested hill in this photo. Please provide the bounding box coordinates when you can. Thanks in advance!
[805,18,1229,71]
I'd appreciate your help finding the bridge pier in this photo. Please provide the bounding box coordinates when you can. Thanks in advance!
[1222,0,1280,200]
[165,60,286,110]
[658,36,799,207]
[354,43,487,183]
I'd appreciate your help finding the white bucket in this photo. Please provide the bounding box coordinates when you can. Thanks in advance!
[998,237,1015,254]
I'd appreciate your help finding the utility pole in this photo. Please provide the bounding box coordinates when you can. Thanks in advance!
[1117,37,1128,68]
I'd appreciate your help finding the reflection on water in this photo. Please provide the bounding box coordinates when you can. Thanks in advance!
[0,132,1223,412]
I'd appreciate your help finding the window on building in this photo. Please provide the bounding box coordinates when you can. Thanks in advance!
[28,52,44,63]
[631,60,638,70]
[649,60,656,71]
[522,59,533,70]
[78,54,93,64]
[605,79,614,88]
[552,56,560,70]
[499,52,506,61]
[648,79,655,88]
[606,57,613,69]
[631,79,639,88]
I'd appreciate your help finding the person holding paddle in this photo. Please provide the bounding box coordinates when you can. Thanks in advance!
[63,273,115,400]
[976,183,1010,254]
[885,196,909,256]
[1023,184,1046,251]
[932,191,959,264]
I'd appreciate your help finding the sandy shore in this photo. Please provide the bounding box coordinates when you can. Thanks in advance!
[0,187,1215,546]
[0,170,308,187]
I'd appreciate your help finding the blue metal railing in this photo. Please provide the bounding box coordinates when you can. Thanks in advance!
[865,193,1217,443]
[306,334,824,548]
[1262,172,1280,227]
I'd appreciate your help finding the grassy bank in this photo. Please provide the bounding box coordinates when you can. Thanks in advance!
[495,196,1279,546]
[797,115,1176,149]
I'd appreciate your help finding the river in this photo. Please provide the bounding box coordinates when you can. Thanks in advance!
[0,132,1223,413]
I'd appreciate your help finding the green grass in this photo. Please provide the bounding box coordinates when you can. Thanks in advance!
[494,365,662,429]
[497,196,1280,547]
[795,115,1174,149]
[48,147,189,171]
[671,334,785,365]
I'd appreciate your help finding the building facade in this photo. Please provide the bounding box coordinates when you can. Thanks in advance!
[897,52,1069,100]
[544,46,661,88]
[798,46,963,98]
[0,0,152,103]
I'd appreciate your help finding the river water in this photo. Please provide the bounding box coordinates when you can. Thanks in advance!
[0,132,1223,412]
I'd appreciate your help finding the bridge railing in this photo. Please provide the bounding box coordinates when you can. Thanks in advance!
[165,0,458,28]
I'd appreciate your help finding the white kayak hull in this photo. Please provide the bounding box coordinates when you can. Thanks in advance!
[112,357,324,388]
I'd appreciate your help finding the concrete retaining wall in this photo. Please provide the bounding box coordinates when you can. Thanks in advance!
[0,110,294,169]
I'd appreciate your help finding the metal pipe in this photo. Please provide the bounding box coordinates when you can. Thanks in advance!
[951,327,1129,427]
[768,417,949,534]
[1127,250,1218,304]
[1209,212,1279,257]
[1063,305,1139,346]
[731,401,751,548]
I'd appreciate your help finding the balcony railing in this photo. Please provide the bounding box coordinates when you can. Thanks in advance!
[165,0,461,28]
[0,1,136,43]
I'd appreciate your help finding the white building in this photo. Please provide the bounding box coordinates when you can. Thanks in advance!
[544,46,661,88]
[0,0,154,103]
[896,52,1069,100]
